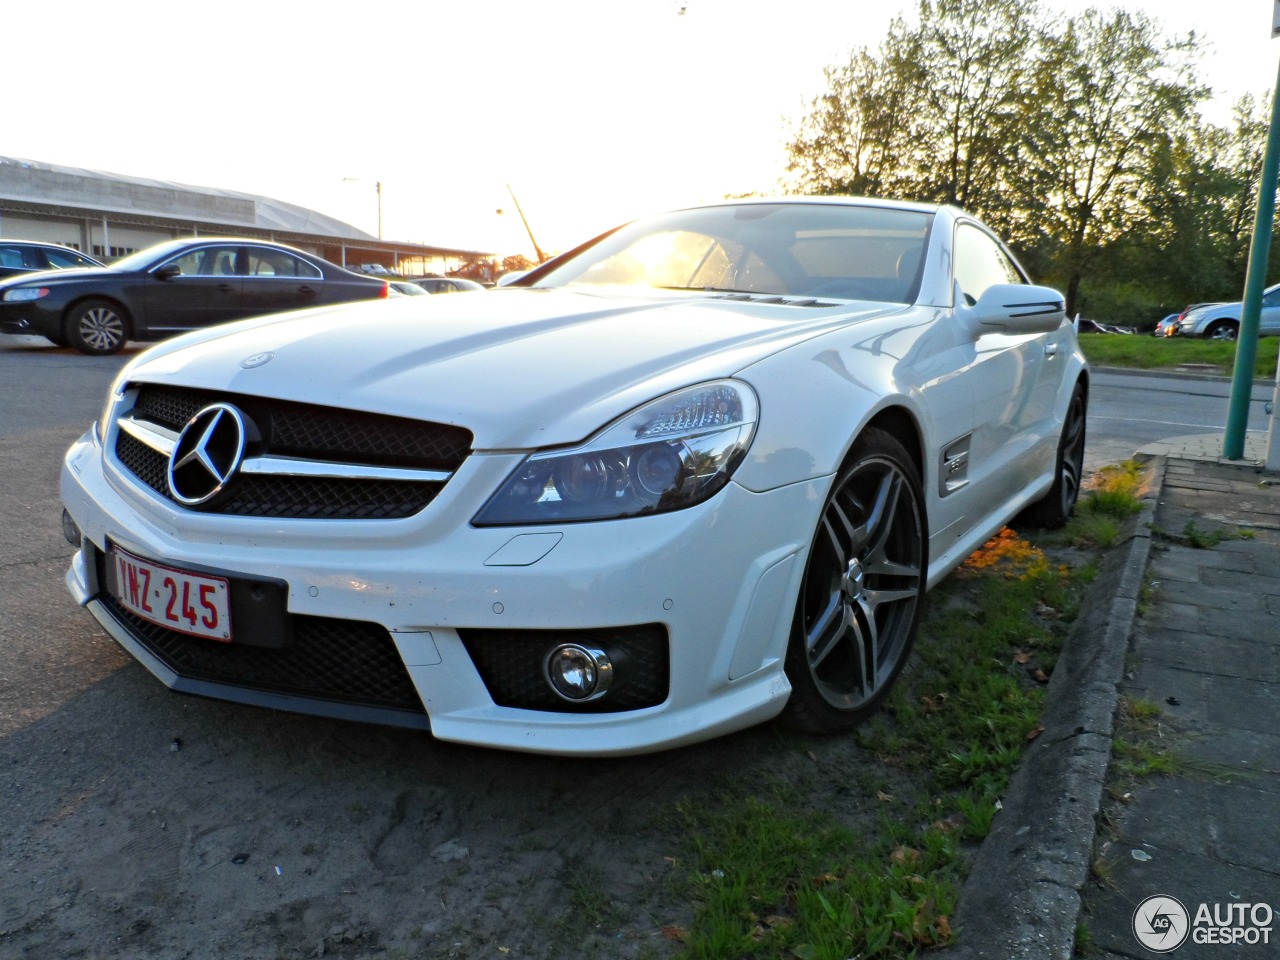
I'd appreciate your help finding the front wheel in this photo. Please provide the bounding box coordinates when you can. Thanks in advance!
[1205,320,1238,341]
[783,427,926,733]
[65,299,129,355]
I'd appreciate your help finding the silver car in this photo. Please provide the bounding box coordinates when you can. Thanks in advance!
[1170,284,1280,340]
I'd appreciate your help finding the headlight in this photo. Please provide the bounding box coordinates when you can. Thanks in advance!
[3,286,50,302]
[95,378,129,444]
[473,380,758,525]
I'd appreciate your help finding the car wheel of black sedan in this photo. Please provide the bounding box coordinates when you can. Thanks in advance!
[784,427,926,732]
[1019,382,1087,530]
[65,299,129,355]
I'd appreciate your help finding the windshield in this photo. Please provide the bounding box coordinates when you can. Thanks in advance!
[534,202,934,303]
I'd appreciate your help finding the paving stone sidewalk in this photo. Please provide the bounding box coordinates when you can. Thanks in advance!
[1079,457,1280,958]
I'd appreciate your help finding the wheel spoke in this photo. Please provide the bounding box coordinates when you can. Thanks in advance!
[805,593,848,669]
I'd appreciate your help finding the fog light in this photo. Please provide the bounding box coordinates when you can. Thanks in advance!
[61,509,81,547]
[544,644,613,702]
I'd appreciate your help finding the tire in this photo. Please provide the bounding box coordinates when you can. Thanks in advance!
[1020,382,1087,530]
[65,299,129,355]
[1205,320,1238,341]
[783,427,926,732]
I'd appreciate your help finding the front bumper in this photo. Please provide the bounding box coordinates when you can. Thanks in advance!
[62,428,826,755]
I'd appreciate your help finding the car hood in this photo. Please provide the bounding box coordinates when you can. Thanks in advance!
[123,288,904,449]
[0,265,112,289]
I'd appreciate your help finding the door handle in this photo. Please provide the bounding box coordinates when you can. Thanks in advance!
[298,285,316,297]
[217,283,234,292]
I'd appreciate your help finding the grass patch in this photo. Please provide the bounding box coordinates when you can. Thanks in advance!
[1059,461,1146,549]
[664,526,1090,958]
[1152,520,1256,549]
[1078,334,1278,378]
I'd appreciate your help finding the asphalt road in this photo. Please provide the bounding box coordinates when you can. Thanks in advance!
[1085,367,1273,470]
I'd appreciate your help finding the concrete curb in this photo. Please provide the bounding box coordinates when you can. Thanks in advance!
[943,458,1166,959]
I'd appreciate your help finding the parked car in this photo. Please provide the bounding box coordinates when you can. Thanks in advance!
[1153,314,1180,337]
[61,197,1087,755]
[1165,285,1280,339]
[388,280,429,297]
[0,240,103,279]
[1077,318,1136,335]
[0,238,390,354]
[413,276,485,294]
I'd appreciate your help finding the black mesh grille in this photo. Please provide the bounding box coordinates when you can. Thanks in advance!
[459,626,669,712]
[94,553,424,713]
[114,384,472,519]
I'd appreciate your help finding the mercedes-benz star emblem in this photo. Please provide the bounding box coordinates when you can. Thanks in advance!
[167,403,248,506]
[240,351,274,369]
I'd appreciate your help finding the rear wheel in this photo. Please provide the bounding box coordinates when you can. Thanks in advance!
[1205,319,1238,341]
[783,427,926,732]
[1020,383,1086,530]
[65,299,128,355]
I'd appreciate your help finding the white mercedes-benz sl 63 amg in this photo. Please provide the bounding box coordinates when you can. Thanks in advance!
[61,197,1088,755]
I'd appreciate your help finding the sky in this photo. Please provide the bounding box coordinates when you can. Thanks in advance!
[6,0,1279,260]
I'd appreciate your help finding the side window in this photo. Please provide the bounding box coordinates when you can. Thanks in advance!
[246,248,322,279]
[0,246,24,268]
[162,246,240,277]
[47,249,99,269]
[953,223,1024,306]
[1263,288,1280,309]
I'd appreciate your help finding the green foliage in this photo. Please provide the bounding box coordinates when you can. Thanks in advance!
[785,0,1273,322]
[1078,335,1280,377]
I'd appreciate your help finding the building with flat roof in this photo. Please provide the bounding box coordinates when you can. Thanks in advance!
[0,156,491,273]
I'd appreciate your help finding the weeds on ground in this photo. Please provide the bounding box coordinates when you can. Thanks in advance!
[1060,461,1146,549]
[1151,520,1257,549]
[663,526,1088,959]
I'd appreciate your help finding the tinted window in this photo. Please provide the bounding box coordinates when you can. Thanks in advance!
[953,223,1024,305]
[246,248,321,279]
[161,245,241,277]
[46,249,99,269]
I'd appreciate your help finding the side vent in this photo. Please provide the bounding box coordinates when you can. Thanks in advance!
[939,435,971,497]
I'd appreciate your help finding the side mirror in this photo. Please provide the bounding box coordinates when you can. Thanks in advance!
[960,283,1065,337]
[154,264,181,281]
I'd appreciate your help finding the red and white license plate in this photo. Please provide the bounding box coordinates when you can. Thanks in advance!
[108,546,232,642]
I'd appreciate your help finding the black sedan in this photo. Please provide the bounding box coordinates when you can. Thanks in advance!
[0,238,390,354]
[0,240,103,279]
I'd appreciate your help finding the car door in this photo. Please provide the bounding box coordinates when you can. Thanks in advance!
[132,244,244,333]
[240,246,323,317]
[949,222,1060,514]
[1260,286,1280,335]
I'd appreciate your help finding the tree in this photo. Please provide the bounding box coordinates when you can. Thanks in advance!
[782,1,1260,321]
[1013,9,1205,313]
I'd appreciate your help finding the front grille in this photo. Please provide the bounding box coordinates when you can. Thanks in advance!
[114,384,472,519]
[459,625,669,713]
[95,555,424,714]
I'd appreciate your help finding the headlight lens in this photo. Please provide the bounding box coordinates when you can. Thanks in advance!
[473,380,758,525]
[3,286,50,302]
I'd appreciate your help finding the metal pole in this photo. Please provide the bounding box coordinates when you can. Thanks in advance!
[376,181,383,241]
[1224,51,1280,459]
